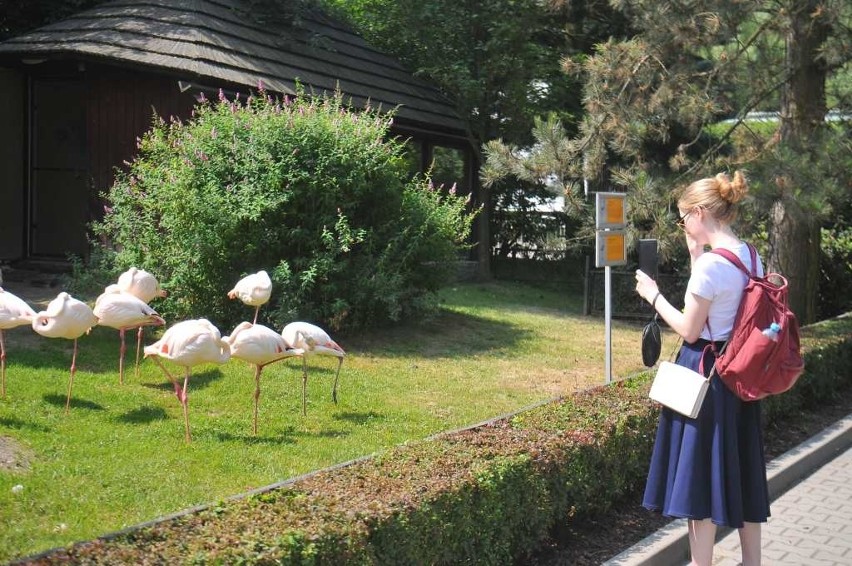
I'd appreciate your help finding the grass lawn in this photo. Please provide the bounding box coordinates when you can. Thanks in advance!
[0,279,679,561]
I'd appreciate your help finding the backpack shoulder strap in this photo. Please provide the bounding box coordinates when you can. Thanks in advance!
[704,242,757,350]
[709,243,757,277]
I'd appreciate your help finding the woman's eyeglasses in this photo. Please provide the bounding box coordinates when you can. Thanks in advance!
[676,210,693,229]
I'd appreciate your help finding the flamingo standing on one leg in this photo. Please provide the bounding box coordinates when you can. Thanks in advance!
[93,289,165,385]
[109,267,168,379]
[224,322,297,435]
[281,322,345,416]
[144,319,231,443]
[228,270,272,324]
[31,292,98,414]
[0,287,37,398]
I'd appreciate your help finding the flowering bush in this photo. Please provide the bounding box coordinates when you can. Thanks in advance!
[95,88,474,330]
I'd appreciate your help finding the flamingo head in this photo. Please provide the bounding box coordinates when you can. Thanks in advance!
[33,314,51,330]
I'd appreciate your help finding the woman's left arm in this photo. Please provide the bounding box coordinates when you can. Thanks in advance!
[635,271,711,343]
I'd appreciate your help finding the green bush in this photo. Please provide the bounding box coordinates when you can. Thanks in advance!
[819,227,852,320]
[94,89,474,331]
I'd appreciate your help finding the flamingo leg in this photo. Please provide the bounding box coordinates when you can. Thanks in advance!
[118,329,127,385]
[301,356,308,417]
[182,370,191,443]
[332,357,344,404]
[150,356,180,385]
[65,338,79,415]
[149,357,185,409]
[253,305,260,325]
[0,329,6,399]
[134,327,144,379]
[253,365,262,436]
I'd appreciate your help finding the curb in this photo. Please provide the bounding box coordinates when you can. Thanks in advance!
[603,412,852,566]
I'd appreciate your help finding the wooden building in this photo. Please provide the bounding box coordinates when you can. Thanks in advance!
[0,0,479,268]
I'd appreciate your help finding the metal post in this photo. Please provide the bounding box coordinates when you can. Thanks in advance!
[604,265,612,384]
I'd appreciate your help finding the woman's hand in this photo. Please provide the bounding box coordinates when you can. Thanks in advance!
[635,269,659,304]
[685,232,704,264]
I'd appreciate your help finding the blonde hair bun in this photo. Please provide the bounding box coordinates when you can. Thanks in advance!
[716,171,748,204]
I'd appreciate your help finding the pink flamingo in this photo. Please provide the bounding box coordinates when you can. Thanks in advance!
[108,267,168,378]
[281,322,346,416]
[113,267,167,303]
[93,289,165,385]
[0,287,37,398]
[228,270,272,324]
[31,292,98,414]
[144,319,231,443]
[224,322,298,434]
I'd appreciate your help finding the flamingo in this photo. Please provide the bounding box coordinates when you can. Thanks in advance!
[108,267,168,379]
[144,319,231,443]
[228,270,272,324]
[0,287,37,398]
[281,322,345,416]
[93,289,165,385]
[112,267,168,303]
[224,322,298,435]
[31,292,98,414]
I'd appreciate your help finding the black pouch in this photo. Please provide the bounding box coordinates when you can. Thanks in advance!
[642,313,661,367]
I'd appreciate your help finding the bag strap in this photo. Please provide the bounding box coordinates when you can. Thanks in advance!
[709,243,758,278]
[702,343,720,383]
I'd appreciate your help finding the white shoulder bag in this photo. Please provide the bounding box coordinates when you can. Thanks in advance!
[648,361,710,419]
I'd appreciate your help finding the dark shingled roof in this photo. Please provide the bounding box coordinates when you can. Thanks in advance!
[0,0,467,136]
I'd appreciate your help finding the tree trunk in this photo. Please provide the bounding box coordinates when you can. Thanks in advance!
[768,201,819,322]
[770,0,829,324]
[475,164,492,279]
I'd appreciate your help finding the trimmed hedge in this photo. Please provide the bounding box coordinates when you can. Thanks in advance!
[18,316,852,565]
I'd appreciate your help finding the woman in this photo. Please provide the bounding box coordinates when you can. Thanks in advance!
[634,171,769,566]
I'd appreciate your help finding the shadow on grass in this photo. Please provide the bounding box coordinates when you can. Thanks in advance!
[311,428,352,439]
[217,424,352,442]
[11,331,150,376]
[43,394,105,412]
[215,429,298,445]
[115,405,168,424]
[0,416,51,433]
[333,411,384,425]
[138,367,225,393]
[344,309,532,360]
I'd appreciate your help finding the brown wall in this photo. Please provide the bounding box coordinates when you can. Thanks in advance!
[86,67,198,203]
[1,62,474,262]
[0,68,24,260]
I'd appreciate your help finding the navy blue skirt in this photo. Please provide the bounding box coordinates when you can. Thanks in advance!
[643,341,770,528]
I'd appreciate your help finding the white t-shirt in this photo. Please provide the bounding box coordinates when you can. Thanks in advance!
[686,242,764,341]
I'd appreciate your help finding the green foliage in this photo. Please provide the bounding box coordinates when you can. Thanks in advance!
[483,1,849,323]
[0,0,102,40]
[819,227,852,319]
[94,89,474,331]
[763,315,852,420]
[322,0,628,148]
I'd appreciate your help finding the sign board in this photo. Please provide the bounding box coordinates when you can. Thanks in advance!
[595,192,626,230]
[595,230,626,267]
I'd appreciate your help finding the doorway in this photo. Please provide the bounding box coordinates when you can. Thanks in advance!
[29,78,89,258]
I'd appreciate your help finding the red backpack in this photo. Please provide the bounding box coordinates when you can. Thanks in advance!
[707,244,805,401]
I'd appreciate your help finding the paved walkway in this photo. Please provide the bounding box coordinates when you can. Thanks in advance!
[605,413,852,565]
[711,445,852,565]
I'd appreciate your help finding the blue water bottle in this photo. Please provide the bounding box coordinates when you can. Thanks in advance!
[761,322,781,342]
